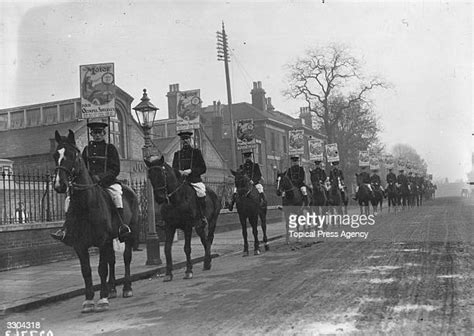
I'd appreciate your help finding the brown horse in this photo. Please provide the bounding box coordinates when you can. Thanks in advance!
[52,130,139,313]
[145,156,220,282]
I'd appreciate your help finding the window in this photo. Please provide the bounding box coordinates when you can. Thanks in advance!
[59,103,75,122]
[154,124,166,138]
[10,111,24,129]
[109,111,125,158]
[0,113,8,130]
[26,108,41,127]
[43,106,58,124]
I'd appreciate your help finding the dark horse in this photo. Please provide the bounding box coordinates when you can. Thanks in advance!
[276,172,312,244]
[386,182,400,213]
[326,177,344,215]
[309,171,327,213]
[52,130,139,313]
[231,169,269,256]
[355,174,372,216]
[145,156,220,282]
[370,183,384,215]
[399,180,410,210]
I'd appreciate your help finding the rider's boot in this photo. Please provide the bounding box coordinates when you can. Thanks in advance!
[302,195,309,206]
[196,196,208,230]
[117,208,132,242]
[228,193,237,211]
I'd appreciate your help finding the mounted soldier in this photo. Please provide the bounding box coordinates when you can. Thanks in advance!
[172,130,208,229]
[329,160,345,191]
[285,156,309,206]
[228,151,266,210]
[311,160,327,186]
[386,167,397,186]
[354,165,373,201]
[396,168,408,189]
[370,168,385,197]
[51,118,131,242]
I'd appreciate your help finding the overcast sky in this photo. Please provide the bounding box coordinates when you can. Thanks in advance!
[0,0,472,181]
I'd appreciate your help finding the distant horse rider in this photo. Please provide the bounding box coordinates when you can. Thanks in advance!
[52,118,131,242]
[311,160,327,187]
[228,151,266,211]
[397,168,408,190]
[386,167,397,187]
[370,167,385,197]
[285,156,309,206]
[172,130,208,229]
[353,165,373,201]
[329,160,345,193]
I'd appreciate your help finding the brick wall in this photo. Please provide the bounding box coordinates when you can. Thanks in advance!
[0,222,77,271]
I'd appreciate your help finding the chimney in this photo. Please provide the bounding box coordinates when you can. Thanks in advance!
[250,81,266,111]
[299,107,312,129]
[166,83,180,119]
[266,97,275,112]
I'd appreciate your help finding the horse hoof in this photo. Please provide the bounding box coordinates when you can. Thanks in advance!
[254,249,261,255]
[243,251,249,257]
[122,289,133,298]
[94,298,109,312]
[81,300,95,313]
[109,288,117,299]
[265,244,270,251]
[163,275,173,282]
[183,272,193,280]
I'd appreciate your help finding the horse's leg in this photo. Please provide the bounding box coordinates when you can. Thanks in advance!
[260,208,269,251]
[95,243,111,312]
[195,224,211,271]
[108,241,117,299]
[122,239,133,297]
[163,226,176,282]
[240,212,249,257]
[74,246,95,313]
[250,214,260,255]
[183,226,193,279]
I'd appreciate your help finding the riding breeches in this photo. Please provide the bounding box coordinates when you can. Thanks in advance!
[356,184,373,192]
[191,182,206,198]
[300,186,308,196]
[233,183,264,194]
[106,183,123,208]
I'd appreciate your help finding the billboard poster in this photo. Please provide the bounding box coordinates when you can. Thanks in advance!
[236,119,257,151]
[326,143,340,163]
[369,156,380,170]
[80,63,116,119]
[176,89,201,131]
[289,130,305,155]
[308,139,324,161]
[358,151,369,167]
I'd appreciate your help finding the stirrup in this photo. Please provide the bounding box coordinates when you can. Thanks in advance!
[51,229,66,241]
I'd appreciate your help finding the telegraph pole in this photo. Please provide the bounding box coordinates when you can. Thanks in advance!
[217,21,237,168]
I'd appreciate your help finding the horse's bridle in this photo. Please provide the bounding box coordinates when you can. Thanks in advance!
[148,165,185,203]
[54,144,97,193]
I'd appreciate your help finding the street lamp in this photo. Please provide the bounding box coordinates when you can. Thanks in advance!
[133,89,162,265]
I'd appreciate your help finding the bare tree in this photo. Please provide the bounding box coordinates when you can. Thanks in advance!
[284,44,386,143]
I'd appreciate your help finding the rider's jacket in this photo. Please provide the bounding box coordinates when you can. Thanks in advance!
[329,167,344,184]
[370,174,381,185]
[172,146,206,183]
[407,175,415,183]
[285,165,305,188]
[240,160,262,184]
[397,174,408,185]
[386,172,397,184]
[82,140,120,188]
[357,171,371,185]
[311,167,327,184]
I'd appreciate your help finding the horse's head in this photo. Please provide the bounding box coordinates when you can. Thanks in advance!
[231,169,252,196]
[276,172,293,197]
[145,155,178,204]
[52,130,83,193]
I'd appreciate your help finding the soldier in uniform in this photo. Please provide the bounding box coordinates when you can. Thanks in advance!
[329,161,345,188]
[285,156,309,206]
[370,168,385,197]
[386,167,397,186]
[51,118,131,242]
[353,165,373,200]
[172,131,208,229]
[228,151,266,211]
[396,168,408,188]
[407,171,414,183]
[311,160,327,186]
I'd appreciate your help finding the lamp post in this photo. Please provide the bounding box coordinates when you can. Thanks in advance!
[133,89,161,265]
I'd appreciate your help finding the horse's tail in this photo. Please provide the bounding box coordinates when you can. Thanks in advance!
[123,185,140,240]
